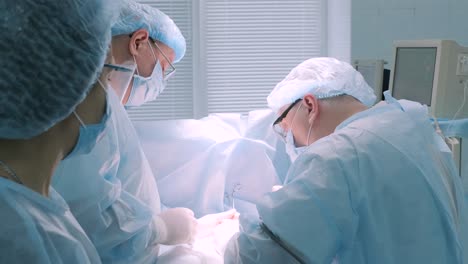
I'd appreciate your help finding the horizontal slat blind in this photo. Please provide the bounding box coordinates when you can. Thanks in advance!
[202,0,325,114]
[127,0,193,121]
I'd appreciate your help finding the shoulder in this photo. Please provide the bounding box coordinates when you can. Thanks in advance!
[0,199,94,263]
[295,130,363,168]
[0,191,50,261]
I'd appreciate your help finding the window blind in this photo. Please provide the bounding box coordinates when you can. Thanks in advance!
[200,0,326,114]
[128,0,326,120]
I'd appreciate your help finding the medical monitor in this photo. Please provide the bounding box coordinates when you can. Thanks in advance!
[461,138,468,186]
[389,40,468,119]
[392,48,436,106]
[353,59,385,103]
[448,137,463,177]
[447,137,466,178]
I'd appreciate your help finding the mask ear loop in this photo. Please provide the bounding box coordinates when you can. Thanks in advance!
[96,79,107,93]
[73,78,108,128]
[147,40,158,64]
[133,54,141,77]
[306,125,312,146]
[305,101,314,146]
[0,160,23,185]
[73,111,86,128]
[289,101,303,134]
[147,40,165,85]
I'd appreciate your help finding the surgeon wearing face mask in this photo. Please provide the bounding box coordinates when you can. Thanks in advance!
[272,98,310,162]
[110,2,181,107]
[51,1,199,263]
[120,35,175,107]
[224,57,468,264]
[0,0,120,262]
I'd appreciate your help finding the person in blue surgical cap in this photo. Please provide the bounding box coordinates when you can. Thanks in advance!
[51,1,200,263]
[108,0,186,208]
[224,57,468,263]
[111,0,185,106]
[0,0,118,262]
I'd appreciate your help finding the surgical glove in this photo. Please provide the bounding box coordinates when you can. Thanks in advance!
[155,208,198,245]
[214,218,240,255]
[197,209,239,238]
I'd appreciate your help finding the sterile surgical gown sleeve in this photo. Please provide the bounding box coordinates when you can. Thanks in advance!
[111,90,161,214]
[224,213,302,264]
[226,135,359,264]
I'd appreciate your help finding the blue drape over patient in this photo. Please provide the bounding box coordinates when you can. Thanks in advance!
[134,109,291,217]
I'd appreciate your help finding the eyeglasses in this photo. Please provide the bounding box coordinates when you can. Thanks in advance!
[104,64,134,72]
[272,98,302,139]
[151,39,176,81]
[128,34,177,81]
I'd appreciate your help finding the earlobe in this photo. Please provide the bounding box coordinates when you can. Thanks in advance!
[303,94,318,124]
[303,94,316,112]
[308,109,319,125]
[128,38,138,56]
[128,29,149,56]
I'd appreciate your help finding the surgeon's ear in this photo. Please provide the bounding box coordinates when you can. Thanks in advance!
[128,29,150,56]
[303,94,319,124]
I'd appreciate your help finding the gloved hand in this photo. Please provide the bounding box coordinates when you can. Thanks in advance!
[213,216,240,255]
[196,209,239,238]
[154,208,198,245]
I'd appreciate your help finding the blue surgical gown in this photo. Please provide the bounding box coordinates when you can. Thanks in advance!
[225,100,468,263]
[52,89,161,263]
[0,178,102,263]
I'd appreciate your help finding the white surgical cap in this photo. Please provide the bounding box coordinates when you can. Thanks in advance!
[112,1,186,63]
[0,0,120,139]
[267,57,377,112]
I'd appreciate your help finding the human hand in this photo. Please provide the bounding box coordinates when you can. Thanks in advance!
[155,208,198,245]
[197,209,239,238]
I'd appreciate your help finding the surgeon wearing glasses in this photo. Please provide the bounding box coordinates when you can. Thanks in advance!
[111,35,177,107]
[51,2,197,263]
[225,57,468,264]
[272,98,305,162]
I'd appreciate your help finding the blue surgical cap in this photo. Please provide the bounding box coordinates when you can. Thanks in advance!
[267,57,377,112]
[0,0,120,139]
[111,1,186,63]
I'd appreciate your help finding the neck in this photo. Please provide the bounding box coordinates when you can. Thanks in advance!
[112,36,133,65]
[0,132,65,197]
[310,101,368,143]
[332,103,368,128]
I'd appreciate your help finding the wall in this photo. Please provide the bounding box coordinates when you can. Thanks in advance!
[328,0,352,62]
[352,0,468,68]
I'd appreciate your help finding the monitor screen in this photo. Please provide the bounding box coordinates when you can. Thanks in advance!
[392,47,437,106]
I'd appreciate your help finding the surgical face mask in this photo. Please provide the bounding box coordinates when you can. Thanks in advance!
[126,41,168,107]
[63,82,111,160]
[126,60,166,107]
[284,102,312,162]
[285,130,308,162]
